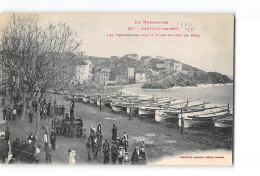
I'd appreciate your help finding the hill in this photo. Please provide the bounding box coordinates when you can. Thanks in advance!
[142,71,232,89]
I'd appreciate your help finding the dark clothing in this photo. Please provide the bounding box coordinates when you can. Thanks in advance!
[29,111,34,123]
[139,151,146,165]
[5,129,10,141]
[45,147,52,164]
[2,108,7,120]
[24,143,35,163]
[11,141,21,159]
[103,144,110,164]
[111,143,118,165]
[19,143,27,163]
[131,150,140,165]
[112,126,117,141]
[28,135,36,144]
[0,139,9,163]
[50,131,57,150]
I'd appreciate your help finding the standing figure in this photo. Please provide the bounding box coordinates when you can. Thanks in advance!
[102,139,110,164]
[28,132,36,144]
[0,135,9,163]
[28,110,34,123]
[123,132,129,152]
[12,108,17,120]
[68,149,76,165]
[131,147,140,165]
[11,138,21,160]
[2,107,7,120]
[86,141,92,161]
[92,136,99,160]
[4,127,10,142]
[111,124,117,142]
[111,141,118,165]
[19,140,27,163]
[139,146,146,165]
[118,146,125,165]
[43,131,48,151]
[45,146,52,164]
[50,130,57,150]
[25,140,35,163]
[34,145,41,164]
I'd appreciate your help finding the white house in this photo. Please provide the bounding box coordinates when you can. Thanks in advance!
[75,60,93,84]
[135,71,146,83]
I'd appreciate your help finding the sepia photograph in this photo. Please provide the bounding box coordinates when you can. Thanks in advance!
[0,13,234,165]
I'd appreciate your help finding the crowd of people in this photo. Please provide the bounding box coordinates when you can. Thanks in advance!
[83,123,146,165]
[0,94,147,165]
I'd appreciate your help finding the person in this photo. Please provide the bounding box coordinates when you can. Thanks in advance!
[102,139,110,164]
[92,136,98,160]
[139,146,146,165]
[111,141,118,165]
[6,107,12,121]
[11,138,21,160]
[123,132,129,152]
[28,110,34,123]
[2,107,7,120]
[124,152,130,165]
[131,147,140,165]
[68,149,76,165]
[2,97,5,105]
[97,124,102,134]
[12,108,17,120]
[5,127,10,142]
[28,132,36,144]
[25,139,35,163]
[99,96,102,112]
[45,146,52,164]
[0,135,9,163]
[86,141,92,161]
[50,130,57,150]
[90,125,96,134]
[111,124,117,142]
[71,100,75,109]
[118,146,125,165]
[34,145,41,164]
[141,141,145,150]
[19,140,27,163]
[181,115,185,135]
[43,131,48,151]
[70,107,74,122]
[61,105,65,115]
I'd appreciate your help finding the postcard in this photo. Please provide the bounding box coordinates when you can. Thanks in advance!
[0,13,234,165]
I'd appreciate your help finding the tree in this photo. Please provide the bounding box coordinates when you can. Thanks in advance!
[0,14,83,139]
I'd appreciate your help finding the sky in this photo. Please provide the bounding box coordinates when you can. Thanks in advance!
[0,13,234,76]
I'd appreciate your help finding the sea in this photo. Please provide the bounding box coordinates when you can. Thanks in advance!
[121,83,234,107]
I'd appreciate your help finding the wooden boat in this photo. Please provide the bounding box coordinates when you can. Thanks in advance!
[214,115,233,128]
[111,103,127,112]
[178,105,231,128]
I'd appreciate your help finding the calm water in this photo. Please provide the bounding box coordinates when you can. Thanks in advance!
[122,84,233,106]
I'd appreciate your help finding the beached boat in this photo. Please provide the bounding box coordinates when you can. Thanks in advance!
[111,103,127,112]
[214,115,233,128]
[178,106,231,128]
